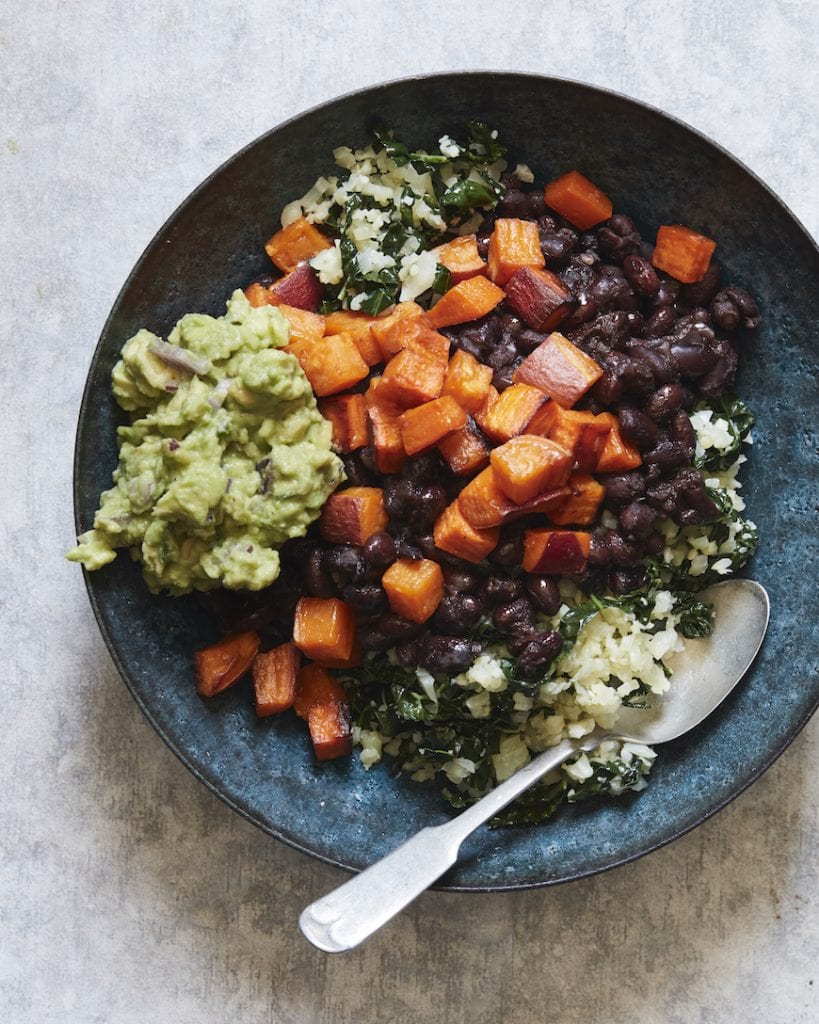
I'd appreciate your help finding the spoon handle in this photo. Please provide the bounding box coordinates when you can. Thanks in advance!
[299,736,587,952]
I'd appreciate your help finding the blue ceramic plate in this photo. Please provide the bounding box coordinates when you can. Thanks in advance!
[74,73,819,890]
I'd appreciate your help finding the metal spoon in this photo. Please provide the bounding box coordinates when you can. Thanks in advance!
[300,578,769,953]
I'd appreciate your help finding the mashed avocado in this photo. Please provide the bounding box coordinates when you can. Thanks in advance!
[68,290,344,594]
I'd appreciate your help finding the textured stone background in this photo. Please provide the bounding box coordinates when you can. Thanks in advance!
[1,2,817,1022]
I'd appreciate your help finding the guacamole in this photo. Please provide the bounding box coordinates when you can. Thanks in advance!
[68,291,344,594]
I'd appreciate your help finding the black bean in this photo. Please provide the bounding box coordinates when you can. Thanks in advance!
[560,253,598,294]
[514,631,564,680]
[592,368,623,406]
[305,547,336,597]
[608,533,644,568]
[603,471,647,508]
[644,439,689,474]
[362,531,396,569]
[588,531,613,565]
[681,263,720,307]
[617,356,655,396]
[626,311,645,336]
[652,279,681,308]
[608,567,648,594]
[443,566,482,593]
[669,409,697,457]
[619,501,658,540]
[618,406,660,450]
[669,331,718,377]
[506,628,537,657]
[432,593,483,633]
[627,342,675,385]
[539,226,578,264]
[484,574,523,605]
[341,582,387,614]
[476,232,491,259]
[492,597,535,634]
[516,327,547,355]
[415,636,483,674]
[357,625,393,652]
[644,383,684,421]
[497,190,531,218]
[710,290,740,331]
[724,285,761,329]
[597,225,640,262]
[324,545,365,581]
[643,306,677,338]
[698,337,738,398]
[342,449,378,485]
[525,575,561,615]
[489,528,525,571]
[622,254,661,296]
[394,640,419,666]
[527,191,547,218]
[643,531,665,556]
[378,612,426,640]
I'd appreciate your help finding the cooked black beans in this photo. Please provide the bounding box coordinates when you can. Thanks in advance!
[363,531,397,569]
[618,406,660,450]
[484,574,524,605]
[514,631,564,680]
[433,593,483,633]
[622,255,660,297]
[492,597,535,634]
[619,501,658,540]
[415,635,483,674]
[525,574,562,615]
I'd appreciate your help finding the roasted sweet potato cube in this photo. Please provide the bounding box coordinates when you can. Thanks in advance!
[595,412,642,472]
[442,349,494,413]
[382,558,444,623]
[513,332,602,408]
[437,417,490,476]
[523,529,591,574]
[652,224,716,284]
[473,385,499,434]
[194,631,260,698]
[365,378,407,474]
[379,347,446,407]
[324,309,384,366]
[299,332,369,397]
[543,170,613,230]
[370,302,429,360]
[293,598,356,663]
[427,275,505,328]
[504,267,576,332]
[252,642,299,717]
[433,501,499,563]
[319,487,388,545]
[547,473,605,526]
[526,404,610,471]
[268,262,324,312]
[457,467,569,528]
[489,435,573,504]
[319,393,369,452]
[265,217,333,273]
[399,395,467,456]
[245,282,273,307]
[434,234,487,283]
[487,218,545,286]
[278,304,326,349]
[307,700,353,761]
[404,323,451,367]
[294,664,347,718]
[479,383,548,442]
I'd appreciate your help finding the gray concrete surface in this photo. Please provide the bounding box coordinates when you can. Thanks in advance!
[1,2,817,1021]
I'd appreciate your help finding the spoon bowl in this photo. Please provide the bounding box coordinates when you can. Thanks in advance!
[300,579,770,953]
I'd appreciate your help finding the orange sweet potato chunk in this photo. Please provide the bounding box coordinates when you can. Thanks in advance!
[595,412,642,472]
[244,282,273,307]
[293,598,356,664]
[489,435,573,504]
[513,332,602,408]
[324,309,384,366]
[479,383,548,443]
[487,218,545,286]
[457,467,570,529]
[437,417,490,476]
[299,332,369,397]
[547,473,605,526]
[319,487,388,546]
[307,700,353,761]
[194,631,260,698]
[278,304,326,348]
[434,234,487,283]
[526,404,610,471]
[319,393,369,452]
[523,529,591,574]
[427,276,505,328]
[652,224,716,284]
[382,557,444,624]
[370,302,429,360]
[265,217,333,273]
[294,664,347,719]
[442,349,494,412]
[252,642,299,717]
[365,377,407,473]
[379,347,446,407]
[399,395,467,456]
[433,501,500,563]
[543,170,613,230]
